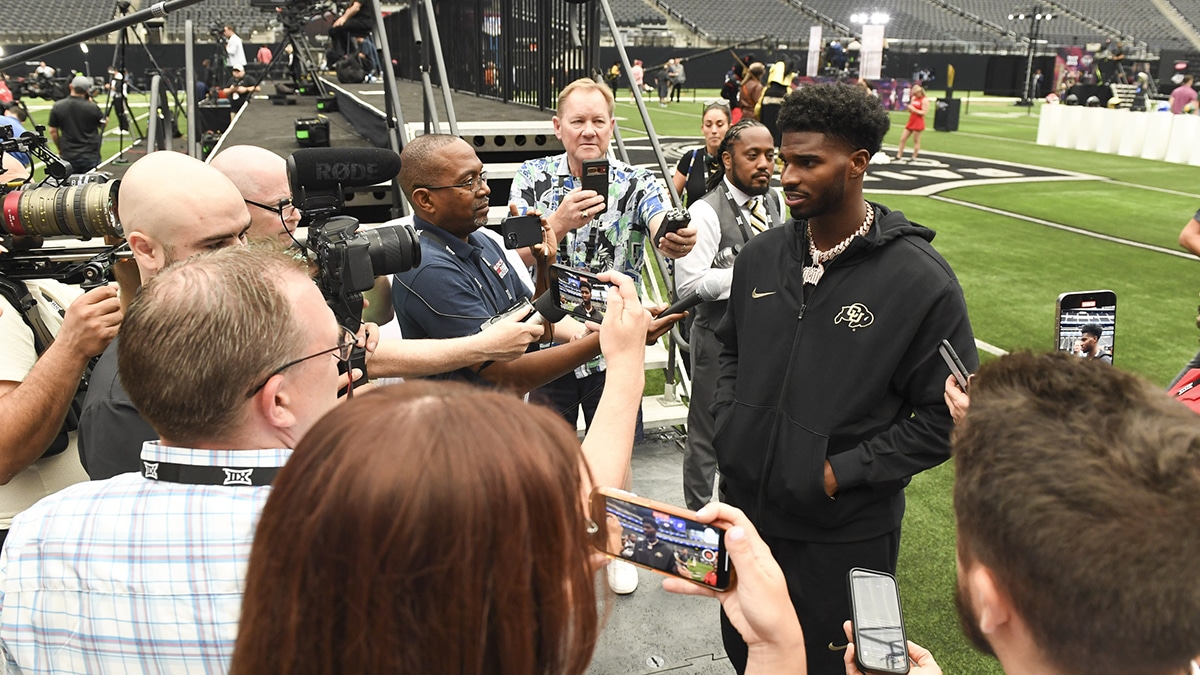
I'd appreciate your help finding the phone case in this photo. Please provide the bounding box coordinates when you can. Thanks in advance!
[590,487,734,591]
[848,568,910,675]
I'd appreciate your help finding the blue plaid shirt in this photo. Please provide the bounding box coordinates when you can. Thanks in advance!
[0,442,290,674]
[509,152,667,290]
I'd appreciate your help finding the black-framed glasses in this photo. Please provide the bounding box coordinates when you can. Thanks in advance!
[418,171,489,193]
[244,197,297,218]
[245,325,357,398]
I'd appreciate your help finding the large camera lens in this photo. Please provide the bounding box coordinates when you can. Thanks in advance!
[2,182,123,239]
[362,223,420,276]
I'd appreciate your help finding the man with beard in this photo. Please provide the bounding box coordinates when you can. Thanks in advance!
[676,119,781,511]
[846,351,1200,675]
[711,83,976,674]
[79,152,253,479]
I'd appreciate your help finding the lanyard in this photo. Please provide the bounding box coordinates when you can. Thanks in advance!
[722,184,766,243]
[142,460,279,487]
[421,229,515,314]
[554,165,600,267]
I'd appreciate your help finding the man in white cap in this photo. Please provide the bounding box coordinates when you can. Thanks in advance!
[48,75,106,174]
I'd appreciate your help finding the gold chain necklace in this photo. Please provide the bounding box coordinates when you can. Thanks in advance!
[803,202,874,286]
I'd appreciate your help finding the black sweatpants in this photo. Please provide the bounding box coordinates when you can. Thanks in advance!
[720,528,901,675]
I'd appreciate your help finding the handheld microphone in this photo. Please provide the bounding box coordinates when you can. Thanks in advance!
[658,274,728,317]
[524,291,569,326]
[286,147,401,194]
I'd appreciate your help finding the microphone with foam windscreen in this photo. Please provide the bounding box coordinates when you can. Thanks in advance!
[524,291,569,326]
[287,147,401,214]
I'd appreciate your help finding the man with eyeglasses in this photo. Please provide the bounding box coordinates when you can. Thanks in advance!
[79,151,254,480]
[392,133,669,393]
[0,245,355,673]
[210,143,545,378]
[210,145,302,244]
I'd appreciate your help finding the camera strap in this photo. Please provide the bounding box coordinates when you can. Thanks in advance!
[554,172,599,270]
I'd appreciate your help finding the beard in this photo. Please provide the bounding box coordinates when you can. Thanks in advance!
[955,577,997,658]
[729,169,771,197]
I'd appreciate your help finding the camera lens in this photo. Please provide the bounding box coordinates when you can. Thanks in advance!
[362,223,420,276]
[1,181,123,239]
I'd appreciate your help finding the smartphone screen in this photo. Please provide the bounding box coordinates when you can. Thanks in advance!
[591,488,732,591]
[549,264,612,323]
[581,158,609,216]
[848,568,910,675]
[1055,290,1116,364]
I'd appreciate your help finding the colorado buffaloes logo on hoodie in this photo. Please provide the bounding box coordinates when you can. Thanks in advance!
[834,303,874,330]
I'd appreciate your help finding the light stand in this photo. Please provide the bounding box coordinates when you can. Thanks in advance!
[1009,6,1052,109]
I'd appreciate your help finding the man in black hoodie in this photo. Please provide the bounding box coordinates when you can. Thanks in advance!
[711,83,977,674]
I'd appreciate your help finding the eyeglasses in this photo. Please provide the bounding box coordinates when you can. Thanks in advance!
[418,171,489,193]
[244,197,297,218]
[245,325,357,398]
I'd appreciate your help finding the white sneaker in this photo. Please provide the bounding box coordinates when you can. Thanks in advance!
[607,559,639,594]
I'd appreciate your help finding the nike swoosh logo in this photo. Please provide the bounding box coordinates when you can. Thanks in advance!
[751,289,776,299]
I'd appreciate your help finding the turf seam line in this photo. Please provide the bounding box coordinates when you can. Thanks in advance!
[930,194,1200,261]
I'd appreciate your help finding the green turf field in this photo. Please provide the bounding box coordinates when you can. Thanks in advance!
[625,90,1200,675]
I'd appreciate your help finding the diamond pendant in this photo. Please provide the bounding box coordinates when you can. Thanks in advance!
[802,263,824,286]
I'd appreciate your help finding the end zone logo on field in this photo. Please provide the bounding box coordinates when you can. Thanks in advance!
[635,140,1098,196]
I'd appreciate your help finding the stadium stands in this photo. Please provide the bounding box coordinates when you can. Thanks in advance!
[0,0,117,42]
[948,0,1106,46]
[164,0,274,42]
[652,0,813,42]
[610,0,667,26]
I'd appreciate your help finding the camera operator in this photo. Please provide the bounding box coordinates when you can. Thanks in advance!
[221,66,260,113]
[209,144,545,378]
[222,23,247,74]
[0,155,123,548]
[47,75,106,174]
[78,151,254,480]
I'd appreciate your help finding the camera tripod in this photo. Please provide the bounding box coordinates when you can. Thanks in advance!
[260,15,328,97]
[104,3,143,164]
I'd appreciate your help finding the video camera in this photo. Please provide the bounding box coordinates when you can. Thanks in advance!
[208,20,227,44]
[0,126,125,288]
[286,147,419,377]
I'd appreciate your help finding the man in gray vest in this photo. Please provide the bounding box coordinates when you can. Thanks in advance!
[676,119,780,510]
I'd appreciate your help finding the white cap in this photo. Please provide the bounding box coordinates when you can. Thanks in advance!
[71,75,92,91]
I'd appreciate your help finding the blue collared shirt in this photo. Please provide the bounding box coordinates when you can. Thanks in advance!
[0,442,290,674]
[391,216,531,342]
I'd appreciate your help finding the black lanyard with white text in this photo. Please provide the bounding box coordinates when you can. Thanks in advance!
[722,185,759,244]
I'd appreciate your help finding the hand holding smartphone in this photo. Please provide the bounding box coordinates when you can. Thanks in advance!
[848,568,910,675]
[581,158,609,217]
[590,487,733,591]
[549,263,613,323]
[937,339,970,393]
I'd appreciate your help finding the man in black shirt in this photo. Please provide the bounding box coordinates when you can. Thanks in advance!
[48,76,105,174]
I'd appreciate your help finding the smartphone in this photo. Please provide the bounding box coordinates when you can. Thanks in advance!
[581,158,609,216]
[500,214,543,250]
[937,339,970,392]
[548,263,612,323]
[1055,290,1116,363]
[848,568,910,675]
[590,487,734,592]
[653,207,691,248]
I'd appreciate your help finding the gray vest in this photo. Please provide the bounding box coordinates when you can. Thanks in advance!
[692,185,782,330]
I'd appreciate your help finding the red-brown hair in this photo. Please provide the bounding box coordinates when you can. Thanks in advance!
[231,381,601,674]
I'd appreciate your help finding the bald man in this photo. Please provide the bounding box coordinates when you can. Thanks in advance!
[209,145,301,244]
[79,152,252,479]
